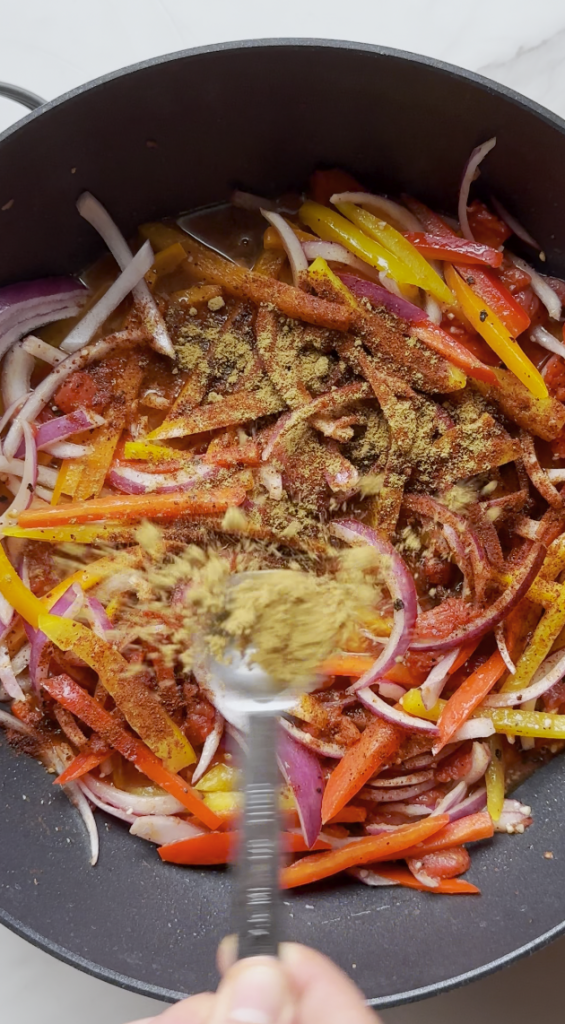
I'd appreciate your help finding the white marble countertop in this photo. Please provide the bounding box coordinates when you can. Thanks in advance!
[1,1,565,1020]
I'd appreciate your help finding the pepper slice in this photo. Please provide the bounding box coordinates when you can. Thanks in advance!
[444,263,548,399]
[299,201,414,285]
[38,614,196,772]
[401,688,565,740]
[334,202,454,304]
[405,232,503,268]
[457,265,530,337]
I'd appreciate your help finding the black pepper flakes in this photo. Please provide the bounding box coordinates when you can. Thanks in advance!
[479,310,488,322]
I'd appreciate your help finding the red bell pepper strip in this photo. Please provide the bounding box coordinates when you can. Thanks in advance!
[395,812,494,858]
[321,718,403,824]
[17,486,246,528]
[402,197,454,237]
[457,265,530,337]
[406,232,503,268]
[410,321,498,385]
[310,168,364,207]
[158,831,333,865]
[55,746,111,785]
[362,865,480,894]
[437,650,506,750]
[42,673,222,830]
[281,815,449,889]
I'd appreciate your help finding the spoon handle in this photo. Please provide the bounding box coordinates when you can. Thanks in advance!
[235,709,281,959]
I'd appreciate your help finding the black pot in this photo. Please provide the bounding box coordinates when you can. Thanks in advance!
[1,39,565,1009]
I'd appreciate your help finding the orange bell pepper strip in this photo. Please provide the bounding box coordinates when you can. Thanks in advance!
[281,815,449,889]
[204,436,261,467]
[361,865,480,895]
[447,639,482,676]
[445,264,548,399]
[321,718,404,824]
[158,831,333,865]
[319,654,374,677]
[38,615,196,772]
[55,746,111,785]
[436,650,507,750]
[41,673,221,830]
[457,265,530,337]
[397,812,494,859]
[405,232,503,268]
[17,485,245,528]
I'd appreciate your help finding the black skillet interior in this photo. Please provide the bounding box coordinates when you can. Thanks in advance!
[1,40,565,1008]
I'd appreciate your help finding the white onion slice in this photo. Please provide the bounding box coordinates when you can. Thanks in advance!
[302,241,384,282]
[1,340,33,410]
[0,421,37,525]
[261,209,308,287]
[22,335,65,365]
[507,252,561,320]
[192,712,224,784]
[330,191,422,233]
[458,137,497,241]
[490,196,541,250]
[495,622,515,674]
[60,241,153,354]
[0,706,34,735]
[483,648,565,708]
[449,719,496,742]
[357,687,439,735]
[81,773,185,816]
[530,325,565,359]
[0,644,24,701]
[77,191,174,357]
[42,441,92,459]
[130,815,205,845]
[420,649,459,711]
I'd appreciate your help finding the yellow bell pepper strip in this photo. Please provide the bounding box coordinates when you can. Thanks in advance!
[45,554,139,607]
[444,264,548,399]
[307,256,359,307]
[41,672,220,829]
[171,283,223,304]
[149,242,187,281]
[486,736,505,822]
[281,815,449,889]
[2,523,132,544]
[334,201,454,304]
[193,763,241,792]
[38,614,196,772]
[401,688,565,740]
[123,440,186,463]
[501,583,565,693]
[300,200,415,285]
[0,543,46,629]
[51,461,73,504]
[17,485,246,527]
[405,232,503,268]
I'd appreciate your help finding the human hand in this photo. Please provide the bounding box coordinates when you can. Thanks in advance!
[131,939,381,1023]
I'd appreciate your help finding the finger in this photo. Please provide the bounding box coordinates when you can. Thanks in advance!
[207,955,296,1024]
[279,943,379,1024]
[217,934,238,976]
[149,993,216,1024]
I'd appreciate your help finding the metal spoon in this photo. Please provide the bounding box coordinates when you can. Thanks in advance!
[204,571,310,960]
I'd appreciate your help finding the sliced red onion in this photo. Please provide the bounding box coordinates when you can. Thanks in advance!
[463,742,491,786]
[349,867,398,887]
[483,648,565,708]
[77,777,136,825]
[62,779,99,865]
[1,340,33,410]
[21,334,65,365]
[85,596,113,639]
[0,590,14,630]
[192,656,248,732]
[406,495,490,602]
[30,582,83,690]
[424,294,442,325]
[77,192,173,358]
[507,252,561,320]
[261,209,307,287]
[34,408,105,450]
[279,717,346,759]
[361,779,436,803]
[491,196,540,250]
[450,719,496,742]
[0,706,34,734]
[130,815,205,845]
[0,278,87,361]
[357,687,439,735]
[191,712,224,784]
[447,787,487,822]
[0,421,37,525]
[278,726,324,848]
[420,649,460,711]
[458,137,497,241]
[0,395,26,441]
[331,519,418,689]
[531,324,565,360]
[330,192,422,233]
[338,271,428,323]
[3,331,145,459]
[406,859,440,888]
[0,453,57,488]
[261,381,371,462]
[60,241,153,354]
[82,772,185,816]
[495,622,515,674]
[259,465,283,500]
[494,798,532,832]
[0,644,24,701]
[520,431,563,508]
[12,642,30,675]
[108,462,214,495]
[377,680,406,701]
[42,441,92,459]
[412,541,545,652]
[377,802,433,817]
[302,240,383,282]
[432,780,467,817]
[369,770,434,789]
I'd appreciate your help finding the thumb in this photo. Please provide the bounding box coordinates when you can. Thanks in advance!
[207,955,296,1024]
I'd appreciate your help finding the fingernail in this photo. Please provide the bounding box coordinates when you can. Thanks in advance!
[225,958,290,1024]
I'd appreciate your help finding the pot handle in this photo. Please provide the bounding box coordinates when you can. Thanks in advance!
[0,82,44,111]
